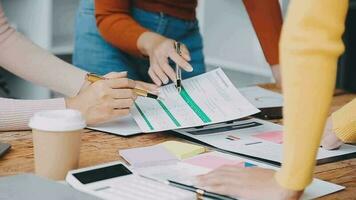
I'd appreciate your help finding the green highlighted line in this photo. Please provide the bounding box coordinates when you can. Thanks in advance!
[180,87,212,123]
[134,103,154,130]
[135,87,210,129]
[157,100,181,127]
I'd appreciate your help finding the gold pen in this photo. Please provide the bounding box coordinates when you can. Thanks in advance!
[86,73,162,100]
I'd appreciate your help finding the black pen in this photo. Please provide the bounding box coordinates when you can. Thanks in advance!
[174,42,182,92]
[139,174,236,200]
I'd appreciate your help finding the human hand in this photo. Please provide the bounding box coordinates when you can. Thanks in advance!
[137,32,193,86]
[271,64,282,88]
[135,80,160,94]
[321,117,343,150]
[196,166,303,200]
[65,72,139,125]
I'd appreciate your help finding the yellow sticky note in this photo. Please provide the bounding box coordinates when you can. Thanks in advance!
[160,141,206,159]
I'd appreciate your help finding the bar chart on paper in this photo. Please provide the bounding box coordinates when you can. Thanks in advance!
[131,69,260,132]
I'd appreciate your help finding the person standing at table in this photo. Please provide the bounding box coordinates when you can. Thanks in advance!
[73,0,283,86]
[196,0,349,199]
[74,0,204,86]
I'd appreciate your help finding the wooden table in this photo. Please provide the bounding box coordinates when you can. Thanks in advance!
[0,88,355,199]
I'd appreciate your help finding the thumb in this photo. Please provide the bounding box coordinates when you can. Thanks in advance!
[104,71,128,79]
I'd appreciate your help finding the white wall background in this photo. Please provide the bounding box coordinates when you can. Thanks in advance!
[197,0,289,78]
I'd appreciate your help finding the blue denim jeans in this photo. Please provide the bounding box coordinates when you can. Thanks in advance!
[73,0,205,82]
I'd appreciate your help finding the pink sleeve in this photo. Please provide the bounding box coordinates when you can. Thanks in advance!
[0,97,66,131]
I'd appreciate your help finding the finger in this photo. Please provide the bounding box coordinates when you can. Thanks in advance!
[110,109,130,118]
[168,51,193,72]
[107,78,136,89]
[321,134,343,150]
[180,44,191,61]
[158,59,177,83]
[148,68,162,86]
[110,99,134,109]
[135,81,160,94]
[108,88,136,99]
[153,66,169,84]
[322,142,342,150]
[103,71,128,79]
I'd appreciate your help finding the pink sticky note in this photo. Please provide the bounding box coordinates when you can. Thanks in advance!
[184,154,242,170]
[253,131,283,144]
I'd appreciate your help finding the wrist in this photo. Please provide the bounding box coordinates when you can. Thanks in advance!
[65,96,88,121]
[137,31,165,56]
[80,78,91,93]
[64,97,76,110]
[274,173,304,200]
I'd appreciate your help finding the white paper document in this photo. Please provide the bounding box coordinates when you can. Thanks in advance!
[131,68,260,132]
[88,115,141,136]
[174,118,356,164]
[239,86,283,108]
[136,152,344,200]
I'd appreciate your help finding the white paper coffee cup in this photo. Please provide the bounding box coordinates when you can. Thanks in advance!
[29,109,86,180]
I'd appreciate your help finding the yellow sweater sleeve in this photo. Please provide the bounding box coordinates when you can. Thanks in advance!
[275,0,348,191]
[332,99,356,143]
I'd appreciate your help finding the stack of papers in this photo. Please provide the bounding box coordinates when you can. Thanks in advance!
[117,140,347,199]
[89,68,259,136]
[136,151,345,200]
[239,86,283,108]
[119,141,206,167]
[81,69,350,199]
[131,68,259,132]
[174,118,356,165]
[88,116,141,136]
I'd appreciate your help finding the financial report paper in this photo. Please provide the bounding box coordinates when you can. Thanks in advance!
[239,86,283,108]
[135,152,344,200]
[131,68,260,132]
[174,118,356,165]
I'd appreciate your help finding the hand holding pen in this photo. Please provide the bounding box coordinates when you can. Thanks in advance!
[67,72,158,125]
[87,73,162,100]
[137,32,192,86]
